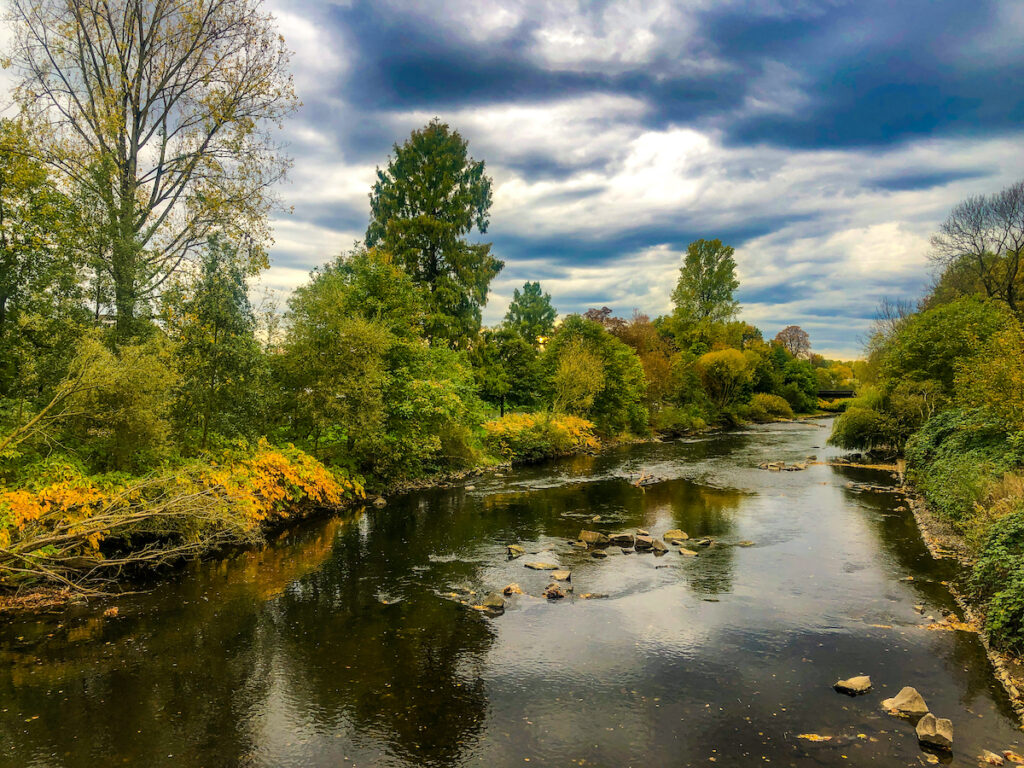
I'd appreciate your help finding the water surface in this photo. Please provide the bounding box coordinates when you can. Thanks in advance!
[2,420,1022,766]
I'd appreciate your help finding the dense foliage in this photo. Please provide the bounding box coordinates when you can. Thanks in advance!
[826,178,1024,653]
[0,105,840,594]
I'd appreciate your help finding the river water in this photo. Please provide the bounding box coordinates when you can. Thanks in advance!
[1,420,1022,766]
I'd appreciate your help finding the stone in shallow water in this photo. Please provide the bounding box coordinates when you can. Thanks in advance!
[524,562,559,570]
[651,539,668,555]
[663,529,688,542]
[551,570,571,581]
[591,550,608,559]
[882,686,929,717]
[578,530,609,547]
[833,675,872,695]
[506,544,525,558]
[678,547,698,557]
[736,540,755,547]
[502,583,523,595]
[634,535,654,550]
[543,583,566,600]
[480,593,505,614]
[609,532,634,547]
[916,713,953,750]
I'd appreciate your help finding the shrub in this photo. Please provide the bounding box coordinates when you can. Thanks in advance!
[650,405,708,436]
[747,393,794,422]
[0,440,362,589]
[482,412,598,463]
[828,406,896,451]
[694,348,751,410]
[904,409,1024,524]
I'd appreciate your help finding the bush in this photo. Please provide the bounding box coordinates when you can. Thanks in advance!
[828,406,897,451]
[780,360,818,413]
[972,511,1024,653]
[0,440,362,589]
[747,393,794,422]
[904,409,1024,524]
[650,405,708,436]
[482,412,598,463]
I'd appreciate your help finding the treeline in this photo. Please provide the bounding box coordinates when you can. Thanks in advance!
[0,0,846,593]
[828,179,1024,653]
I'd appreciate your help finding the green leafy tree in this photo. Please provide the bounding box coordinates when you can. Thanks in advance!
[505,281,556,345]
[694,349,751,411]
[281,271,392,467]
[163,237,266,448]
[543,316,648,434]
[0,119,87,406]
[671,239,740,334]
[366,120,503,346]
[62,335,179,471]
[472,328,540,416]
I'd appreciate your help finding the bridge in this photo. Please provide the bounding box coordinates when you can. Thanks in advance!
[818,390,856,399]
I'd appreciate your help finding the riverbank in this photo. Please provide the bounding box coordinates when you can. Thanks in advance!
[5,419,1022,766]
[901,479,1024,726]
[0,415,812,618]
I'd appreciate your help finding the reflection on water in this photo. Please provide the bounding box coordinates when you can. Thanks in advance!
[1,421,1022,767]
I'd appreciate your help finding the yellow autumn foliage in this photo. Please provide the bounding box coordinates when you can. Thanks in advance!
[482,412,599,463]
[0,440,362,587]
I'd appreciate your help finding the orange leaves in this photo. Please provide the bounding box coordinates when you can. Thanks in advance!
[192,440,362,530]
[0,442,362,583]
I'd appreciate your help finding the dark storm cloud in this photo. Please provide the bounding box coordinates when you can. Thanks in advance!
[257,0,1024,354]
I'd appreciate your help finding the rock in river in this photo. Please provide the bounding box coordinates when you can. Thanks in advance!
[481,592,505,614]
[651,539,668,555]
[609,532,635,547]
[502,583,523,595]
[916,713,953,750]
[591,550,608,559]
[524,562,559,570]
[663,529,688,542]
[543,583,566,600]
[506,544,525,558]
[634,535,654,550]
[678,547,698,557]
[882,686,929,717]
[578,530,610,547]
[833,675,872,695]
[551,570,572,581]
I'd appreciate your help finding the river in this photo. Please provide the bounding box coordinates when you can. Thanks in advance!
[1,419,1022,766]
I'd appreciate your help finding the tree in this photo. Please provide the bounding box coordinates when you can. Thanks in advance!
[8,0,298,338]
[774,325,811,358]
[880,297,1012,393]
[0,119,87,402]
[694,349,751,411]
[366,120,503,346]
[281,273,392,466]
[504,282,556,345]
[543,316,648,434]
[471,328,540,416]
[931,181,1024,317]
[162,237,266,448]
[671,239,740,330]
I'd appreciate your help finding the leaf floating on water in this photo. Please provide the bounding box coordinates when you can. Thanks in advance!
[925,616,977,632]
[797,733,832,742]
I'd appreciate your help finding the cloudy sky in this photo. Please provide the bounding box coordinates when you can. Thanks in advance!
[7,1,1024,356]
